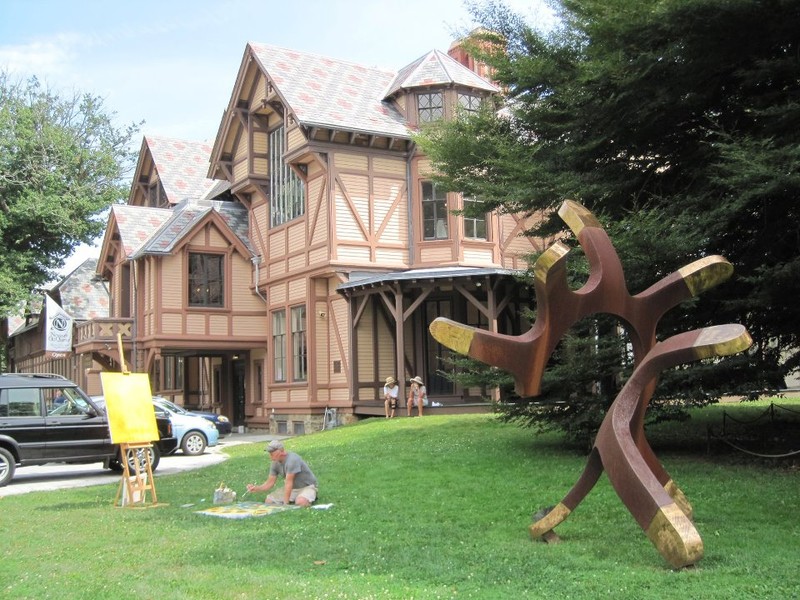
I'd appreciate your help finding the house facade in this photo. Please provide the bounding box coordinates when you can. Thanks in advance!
[10,39,545,434]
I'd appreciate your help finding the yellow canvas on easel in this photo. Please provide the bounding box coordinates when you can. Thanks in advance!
[101,349,162,507]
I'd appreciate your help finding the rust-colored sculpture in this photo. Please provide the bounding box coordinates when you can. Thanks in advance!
[429,200,751,568]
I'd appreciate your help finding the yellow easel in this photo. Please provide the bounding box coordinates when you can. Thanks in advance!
[103,334,163,508]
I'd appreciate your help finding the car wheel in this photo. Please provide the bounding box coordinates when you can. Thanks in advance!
[181,431,207,456]
[124,445,161,472]
[0,447,16,487]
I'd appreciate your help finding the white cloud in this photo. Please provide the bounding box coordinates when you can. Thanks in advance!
[0,33,84,77]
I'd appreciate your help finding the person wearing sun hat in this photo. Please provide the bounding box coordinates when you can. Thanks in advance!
[407,375,427,417]
[246,440,318,506]
[383,376,399,418]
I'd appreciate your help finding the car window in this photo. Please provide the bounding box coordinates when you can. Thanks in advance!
[47,388,94,416]
[155,399,190,415]
[1,388,42,417]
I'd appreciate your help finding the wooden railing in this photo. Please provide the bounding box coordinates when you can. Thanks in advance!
[74,318,134,346]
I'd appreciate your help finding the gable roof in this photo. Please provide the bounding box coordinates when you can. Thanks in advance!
[110,205,173,259]
[249,43,410,138]
[131,198,253,258]
[51,258,109,320]
[135,136,231,205]
[382,49,500,99]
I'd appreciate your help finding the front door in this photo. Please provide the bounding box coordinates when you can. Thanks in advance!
[232,359,246,426]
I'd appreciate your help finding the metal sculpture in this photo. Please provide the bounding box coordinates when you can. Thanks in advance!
[429,200,751,568]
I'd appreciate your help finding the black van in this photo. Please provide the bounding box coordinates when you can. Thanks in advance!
[0,373,177,486]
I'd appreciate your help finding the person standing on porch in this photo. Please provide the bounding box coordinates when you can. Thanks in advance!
[407,376,427,417]
[383,376,399,418]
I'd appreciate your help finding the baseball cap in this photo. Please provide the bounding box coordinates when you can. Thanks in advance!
[266,440,285,453]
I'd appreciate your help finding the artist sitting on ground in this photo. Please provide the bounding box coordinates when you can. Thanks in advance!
[246,440,318,506]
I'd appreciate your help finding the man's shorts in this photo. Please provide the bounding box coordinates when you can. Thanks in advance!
[267,485,317,505]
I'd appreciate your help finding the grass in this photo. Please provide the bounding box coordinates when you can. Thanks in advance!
[1,399,799,599]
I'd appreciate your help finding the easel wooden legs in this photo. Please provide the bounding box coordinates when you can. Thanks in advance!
[114,442,161,508]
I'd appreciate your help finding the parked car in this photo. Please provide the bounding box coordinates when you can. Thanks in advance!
[0,374,175,487]
[90,397,178,470]
[186,407,232,437]
[152,397,219,456]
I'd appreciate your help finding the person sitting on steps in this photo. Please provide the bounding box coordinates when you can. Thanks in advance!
[407,376,427,417]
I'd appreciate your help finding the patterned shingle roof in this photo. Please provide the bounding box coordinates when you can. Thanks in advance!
[112,205,173,258]
[249,43,410,137]
[52,258,109,320]
[132,198,253,258]
[146,136,230,204]
[382,49,500,98]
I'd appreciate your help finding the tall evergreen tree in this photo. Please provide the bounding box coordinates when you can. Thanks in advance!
[418,0,800,441]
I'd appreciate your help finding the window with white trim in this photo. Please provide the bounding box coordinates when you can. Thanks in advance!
[463,196,487,240]
[422,181,448,239]
[272,310,286,382]
[291,305,307,382]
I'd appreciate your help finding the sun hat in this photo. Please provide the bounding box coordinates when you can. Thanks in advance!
[385,376,397,385]
[266,440,285,453]
[411,376,424,385]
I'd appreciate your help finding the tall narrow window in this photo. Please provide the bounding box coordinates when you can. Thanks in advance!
[188,253,224,307]
[422,181,448,239]
[162,356,185,390]
[269,125,305,227]
[164,356,174,390]
[418,92,444,123]
[463,197,487,240]
[255,361,264,403]
[291,305,307,382]
[272,310,286,382]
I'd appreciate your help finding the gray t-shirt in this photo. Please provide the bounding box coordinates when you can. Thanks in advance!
[269,452,318,489]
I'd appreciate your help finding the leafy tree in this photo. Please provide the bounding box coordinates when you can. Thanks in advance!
[419,0,800,442]
[0,73,139,367]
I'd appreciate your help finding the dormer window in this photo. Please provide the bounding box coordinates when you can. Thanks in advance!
[418,92,444,123]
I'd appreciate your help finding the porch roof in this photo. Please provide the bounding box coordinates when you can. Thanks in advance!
[336,266,524,293]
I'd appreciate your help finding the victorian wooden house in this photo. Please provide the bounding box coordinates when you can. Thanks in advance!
[10,40,544,434]
[201,41,542,431]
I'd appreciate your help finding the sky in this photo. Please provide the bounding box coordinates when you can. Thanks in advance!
[0,0,555,276]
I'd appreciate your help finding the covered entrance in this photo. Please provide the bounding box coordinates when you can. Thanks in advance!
[155,350,254,426]
[337,267,532,416]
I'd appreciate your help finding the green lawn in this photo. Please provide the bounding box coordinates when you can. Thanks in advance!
[1,400,798,599]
